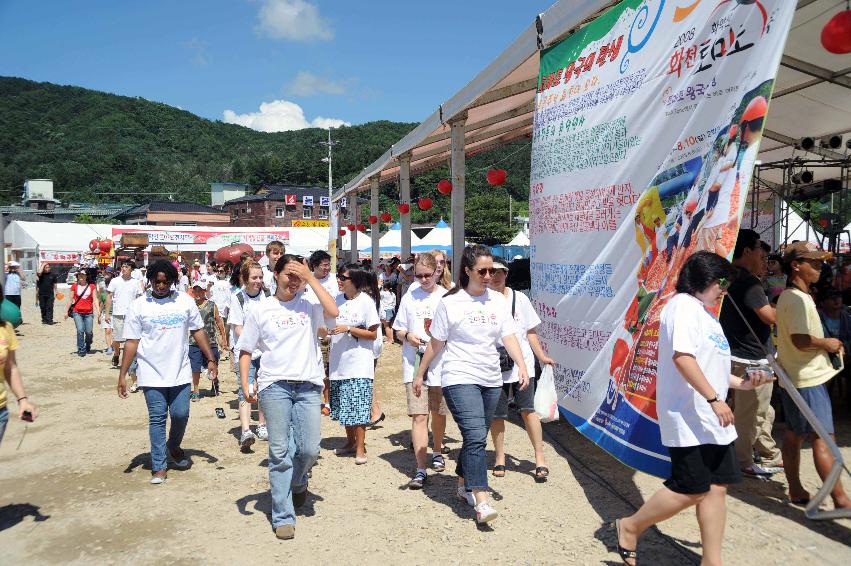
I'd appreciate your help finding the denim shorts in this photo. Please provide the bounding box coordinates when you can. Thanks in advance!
[493,380,536,419]
[0,406,8,446]
[188,345,219,374]
[237,358,261,402]
[780,383,835,435]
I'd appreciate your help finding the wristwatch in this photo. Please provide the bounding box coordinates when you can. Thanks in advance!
[706,394,721,404]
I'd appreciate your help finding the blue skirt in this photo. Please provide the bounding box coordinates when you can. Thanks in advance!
[329,378,373,426]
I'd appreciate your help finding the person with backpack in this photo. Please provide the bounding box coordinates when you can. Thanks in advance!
[65,270,100,356]
[228,260,269,451]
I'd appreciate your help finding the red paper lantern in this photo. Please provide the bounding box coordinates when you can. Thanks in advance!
[380,212,392,223]
[822,10,851,54]
[347,223,356,231]
[418,197,433,211]
[357,224,366,231]
[819,218,830,228]
[368,215,378,225]
[214,243,254,266]
[437,179,452,195]
[339,229,347,237]
[98,239,113,254]
[89,239,99,252]
[398,203,410,214]
[486,168,507,186]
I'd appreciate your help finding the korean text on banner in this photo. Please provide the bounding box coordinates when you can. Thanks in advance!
[530,0,794,478]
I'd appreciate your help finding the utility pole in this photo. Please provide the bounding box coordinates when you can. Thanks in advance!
[319,128,340,204]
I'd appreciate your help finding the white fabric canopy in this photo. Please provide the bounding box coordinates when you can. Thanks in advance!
[6,221,114,252]
[417,219,451,249]
[507,229,530,246]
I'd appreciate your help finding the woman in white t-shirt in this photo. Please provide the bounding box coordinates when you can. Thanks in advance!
[488,261,555,481]
[613,251,774,566]
[392,252,450,489]
[328,263,381,465]
[228,261,269,451]
[236,254,338,540]
[117,260,219,485]
[414,245,528,525]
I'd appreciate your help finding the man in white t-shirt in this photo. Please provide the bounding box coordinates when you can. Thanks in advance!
[262,241,285,295]
[106,261,144,370]
[208,264,233,321]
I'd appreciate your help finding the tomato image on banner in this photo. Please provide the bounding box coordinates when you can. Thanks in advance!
[529,0,795,477]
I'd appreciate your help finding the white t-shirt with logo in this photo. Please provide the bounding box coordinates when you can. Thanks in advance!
[228,288,267,359]
[392,285,447,384]
[657,293,737,448]
[210,279,233,317]
[107,276,143,316]
[499,289,540,384]
[329,292,381,380]
[235,295,325,391]
[429,288,517,388]
[123,292,204,388]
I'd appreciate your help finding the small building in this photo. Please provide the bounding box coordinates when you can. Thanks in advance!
[210,182,248,207]
[224,184,331,228]
[23,179,61,210]
[116,201,231,226]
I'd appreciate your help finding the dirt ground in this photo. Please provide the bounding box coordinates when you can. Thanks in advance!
[1,287,850,565]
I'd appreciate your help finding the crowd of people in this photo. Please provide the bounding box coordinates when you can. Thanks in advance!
[3,232,850,561]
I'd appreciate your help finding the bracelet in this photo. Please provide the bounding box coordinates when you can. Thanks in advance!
[17,396,27,402]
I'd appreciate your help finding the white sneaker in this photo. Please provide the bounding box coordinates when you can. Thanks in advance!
[256,424,269,441]
[240,429,257,452]
[475,501,498,524]
[456,486,475,507]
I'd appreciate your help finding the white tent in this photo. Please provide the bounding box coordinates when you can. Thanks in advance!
[415,219,452,253]
[507,229,530,247]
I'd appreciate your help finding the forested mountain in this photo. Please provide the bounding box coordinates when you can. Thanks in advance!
[0,76,531,242]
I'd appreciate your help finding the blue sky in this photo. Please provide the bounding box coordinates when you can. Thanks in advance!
[0,0,554,131]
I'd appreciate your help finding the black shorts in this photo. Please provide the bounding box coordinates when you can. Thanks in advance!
[493,380,536,419]
[664,442,741,494]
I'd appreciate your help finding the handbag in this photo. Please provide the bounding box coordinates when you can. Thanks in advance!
[67,283,89,318]
[496,290,517,372]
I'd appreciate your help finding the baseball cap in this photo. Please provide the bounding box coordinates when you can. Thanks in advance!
[783,241,832,263]
[492,261,508,271]
[8,261,20,268]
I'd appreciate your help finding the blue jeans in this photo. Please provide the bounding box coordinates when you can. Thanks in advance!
[0,407,8,446]
[258,381,322,528]
[142,384,191,473]
[72,312,94,354]
[442,384,502,491]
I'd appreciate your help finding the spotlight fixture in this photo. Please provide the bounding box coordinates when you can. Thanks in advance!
[798,137,816,151]
[820,134,843,149]
[789,178,843,202]
[792,170,814,184]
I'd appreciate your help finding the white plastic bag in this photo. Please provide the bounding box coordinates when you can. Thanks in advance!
[534,365,560,423]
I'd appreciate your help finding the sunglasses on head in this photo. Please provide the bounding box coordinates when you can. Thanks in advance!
[474,268,497,276]
[718,277,731,291]
[414,271,435,279]
[336,274,351,281]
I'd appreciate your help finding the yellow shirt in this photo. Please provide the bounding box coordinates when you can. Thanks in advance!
[776,288,838,389]
[0,322,19,409]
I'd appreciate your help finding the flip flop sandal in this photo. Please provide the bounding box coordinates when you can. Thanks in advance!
[790,496,811,506]
[613,519,637,565]
[492,465,506,477]
[534,466,550,482]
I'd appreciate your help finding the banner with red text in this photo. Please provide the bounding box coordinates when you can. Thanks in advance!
[530,0,794,477]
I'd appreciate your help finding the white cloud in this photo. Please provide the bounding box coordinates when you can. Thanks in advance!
[223,99,349,132]
[255,0,333,41]
[185,37,210,66]
[285,70,348,97]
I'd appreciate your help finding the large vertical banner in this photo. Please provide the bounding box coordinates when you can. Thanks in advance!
[530,0,795,477]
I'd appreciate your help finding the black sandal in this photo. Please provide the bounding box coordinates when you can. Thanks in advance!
[534,466,549,482]
[613,519,637,565]
[492,465,506,477]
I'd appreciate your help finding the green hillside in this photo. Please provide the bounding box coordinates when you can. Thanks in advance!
[0,76,531,242]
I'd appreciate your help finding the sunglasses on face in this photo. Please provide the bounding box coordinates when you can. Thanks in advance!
[337,274,351,281]
[475,268,497,276]
[414,271,435,280]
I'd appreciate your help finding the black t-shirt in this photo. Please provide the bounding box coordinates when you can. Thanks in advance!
[36,271,58,295]
[719,266,772,359]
